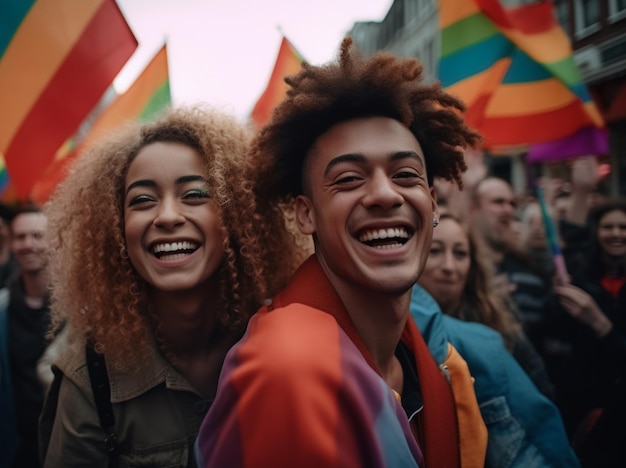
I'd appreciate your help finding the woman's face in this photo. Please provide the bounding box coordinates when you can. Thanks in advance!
[597,209,626,258]
[418,217,470,311]
[123,141,225,293]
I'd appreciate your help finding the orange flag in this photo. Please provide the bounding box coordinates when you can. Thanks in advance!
[250,36,303,128]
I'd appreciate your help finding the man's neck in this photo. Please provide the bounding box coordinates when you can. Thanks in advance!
[484,243,504,265]
[21,270,49,301]
[331,279,410,379]
[0,246,10,265]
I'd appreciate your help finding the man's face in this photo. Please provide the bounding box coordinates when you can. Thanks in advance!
[295,116,438,296]
[472,178,516,252]
[11,212,48,273]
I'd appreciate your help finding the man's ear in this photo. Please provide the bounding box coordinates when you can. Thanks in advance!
[430,187,439,221]
[295,195,316,235]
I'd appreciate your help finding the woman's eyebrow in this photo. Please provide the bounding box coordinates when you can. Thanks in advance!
[125,179,155,195]
[125,175,207,195]
[176,174,207,184]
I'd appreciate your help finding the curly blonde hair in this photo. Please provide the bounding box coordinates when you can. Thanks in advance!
[252,37,482,203]
[45,106,299,371]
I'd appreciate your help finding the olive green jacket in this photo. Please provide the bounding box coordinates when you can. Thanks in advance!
[39,339,211,467]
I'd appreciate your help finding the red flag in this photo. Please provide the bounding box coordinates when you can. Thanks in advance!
[250,36,303,128]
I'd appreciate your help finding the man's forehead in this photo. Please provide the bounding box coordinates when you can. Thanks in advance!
[477,179,513,199]
[12,213,47,230]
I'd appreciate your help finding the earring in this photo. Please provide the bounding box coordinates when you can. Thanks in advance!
[433,219,439,228]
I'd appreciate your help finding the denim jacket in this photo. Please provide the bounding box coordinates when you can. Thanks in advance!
[411,285,580,468]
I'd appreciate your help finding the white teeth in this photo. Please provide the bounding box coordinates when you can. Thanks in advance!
[358,228,409,243]
[153,241,198,254]
[373,242,403,250]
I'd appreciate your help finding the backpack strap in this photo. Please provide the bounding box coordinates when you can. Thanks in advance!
[85,343,118,468]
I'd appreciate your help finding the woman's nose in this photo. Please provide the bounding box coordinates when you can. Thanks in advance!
[154,198,185,228]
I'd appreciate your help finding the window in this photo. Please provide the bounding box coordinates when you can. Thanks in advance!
[609,0,626,21]
[553,0,571,36]
[574,0,600,38]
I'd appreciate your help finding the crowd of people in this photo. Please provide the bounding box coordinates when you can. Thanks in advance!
[0,38,624,468]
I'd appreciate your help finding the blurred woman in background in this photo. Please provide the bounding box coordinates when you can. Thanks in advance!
[417,212,554,398]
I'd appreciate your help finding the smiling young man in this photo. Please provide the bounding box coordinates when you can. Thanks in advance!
[196,38,486,468]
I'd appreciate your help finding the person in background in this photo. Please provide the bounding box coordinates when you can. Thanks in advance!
[0,206,50,468]
[418,211,554,398]
[39,106,301,467]
[0,204,19,288]
[467,173,615,438]
[555,198,626,465]
[410,284,579,467]
[517,201,557,280]
[468,177,554,346]
[552,185,572,221]
[196,37,487,468]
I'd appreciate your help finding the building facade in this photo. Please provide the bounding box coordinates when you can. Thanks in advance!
[350,0,626,195]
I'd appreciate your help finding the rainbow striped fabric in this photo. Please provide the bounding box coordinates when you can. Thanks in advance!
[195,256,423,468]
[0,0,137,200]
[30,44,171,204]
[250,36,303,128]
[82,44,171,139]
[438,0,604,151]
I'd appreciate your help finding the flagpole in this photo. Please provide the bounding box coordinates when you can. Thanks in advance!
[528,162,569,284]
[535,183,569,284]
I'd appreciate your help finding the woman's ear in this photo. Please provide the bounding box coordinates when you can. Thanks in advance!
[295,195,316,235]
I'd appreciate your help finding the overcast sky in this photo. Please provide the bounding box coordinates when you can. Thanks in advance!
[115,0,393,122]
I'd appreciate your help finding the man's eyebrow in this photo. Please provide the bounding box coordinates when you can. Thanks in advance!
[323,150,425,177]
[125,175,207,195]
[390,151,425,168]
[324,153,366,177]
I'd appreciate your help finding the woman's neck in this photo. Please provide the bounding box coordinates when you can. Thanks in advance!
[439,297,462,318]
[149,286,231,400]
[601,253,626,278]
[148,281,224,357]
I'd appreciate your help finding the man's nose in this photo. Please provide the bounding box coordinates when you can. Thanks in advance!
[362,171,403,210]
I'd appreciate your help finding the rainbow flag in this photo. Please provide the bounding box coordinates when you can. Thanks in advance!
[250,36,304,128]
[30,44,172,205]
[438,0,604,151]
[0,0,137,201]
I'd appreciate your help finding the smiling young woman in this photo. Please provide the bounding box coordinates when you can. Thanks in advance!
[39,106,304,467]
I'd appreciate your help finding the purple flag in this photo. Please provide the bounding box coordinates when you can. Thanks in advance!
[527,126,609,163]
